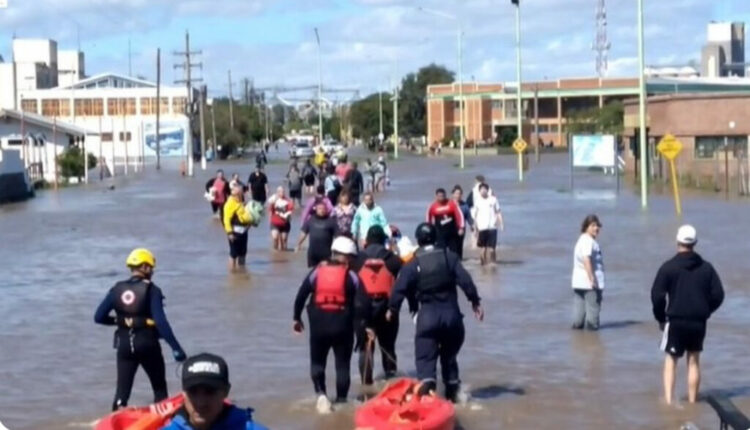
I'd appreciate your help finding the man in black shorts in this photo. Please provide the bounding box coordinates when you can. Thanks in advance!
[248,165,269,204]
[651,225,724,405]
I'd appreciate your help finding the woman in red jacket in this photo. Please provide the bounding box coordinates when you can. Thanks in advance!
[267,186,294,251]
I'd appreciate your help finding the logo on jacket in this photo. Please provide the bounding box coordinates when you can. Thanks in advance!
[121,290,136,305]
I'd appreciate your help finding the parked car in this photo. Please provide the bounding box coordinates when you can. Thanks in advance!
[321,140,345,154]
[290,141,315,158]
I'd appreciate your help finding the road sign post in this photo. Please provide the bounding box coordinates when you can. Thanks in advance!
[513,138,528,182]
[657,134,684,216]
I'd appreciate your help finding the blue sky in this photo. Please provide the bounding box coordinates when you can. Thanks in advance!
[0,0,747,100]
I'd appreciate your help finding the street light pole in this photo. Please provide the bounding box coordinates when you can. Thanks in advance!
[513,0,523,143]
[314,28,324,146]
[393,84,399,160]
[379,90,383,144]
[637,0,648,208]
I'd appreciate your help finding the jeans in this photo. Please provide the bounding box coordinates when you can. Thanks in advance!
[572,289,602,330]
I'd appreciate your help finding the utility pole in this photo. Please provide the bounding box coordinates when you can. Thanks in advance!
[636,0,648,208]
[379,91,383,144]
[314,28,324,146]
[199,85,207,170]
[210,102,217,153]
[155,48,162,170]
[534,85,540,163]
[227,70,235,131]
[174,30,202,177]
[393,84,399,159]
[243,78,250,105]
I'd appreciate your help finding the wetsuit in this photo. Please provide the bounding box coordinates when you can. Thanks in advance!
[388,246,481,400]
[293,262,371,402]
[426,200,465,255]
[351,244,408,384]
[302,215,338,268]
[95,276,185,410]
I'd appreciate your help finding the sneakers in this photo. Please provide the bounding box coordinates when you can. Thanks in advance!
[316,394,332,415]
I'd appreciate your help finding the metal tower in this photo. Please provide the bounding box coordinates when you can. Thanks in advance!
[593,0,611,77]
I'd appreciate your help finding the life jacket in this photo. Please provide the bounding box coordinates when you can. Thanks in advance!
[358,259,395,298]
[112,278,152,329]
[314,263,348,312]
[414,247,455,303]
[212,178,227,204]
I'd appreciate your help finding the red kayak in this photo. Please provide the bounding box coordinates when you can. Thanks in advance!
[94,395,184,430]
[355,378,455,430]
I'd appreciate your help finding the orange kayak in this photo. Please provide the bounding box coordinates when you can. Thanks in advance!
[95,395,184,430]
[355,378,455,430]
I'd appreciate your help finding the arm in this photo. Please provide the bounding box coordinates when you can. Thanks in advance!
[351,209,362,238]
[94,291,117,325]
[650,266,669,324]
[296,222,310,250]
[205,178,215,192]
[453,201,465,231]
[453,257,481,307]
[293,272,315,322]
[150,288,185,354]
[222,201,234,233]
[495,199,504,231]
[389,263,418,313]
[425,203,434,224]
[708,266,725,314]
[236,204,252,224]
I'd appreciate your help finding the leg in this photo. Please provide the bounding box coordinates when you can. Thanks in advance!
[281,232,289,250]
[414,310,440,393]
[113,345,139,410]
[584,289,602,330]
[439,317,465,402]
[138,342,168,403]
[228,236,238,270]
[309,332,330,396]
[663,354,678,405]
[456,234,465,260]
[271,229,279,250]
[237,233,248,265]
[377,313,399,378]
[332,332,354,402]
[686,352,701,403]
[571,289,586,329]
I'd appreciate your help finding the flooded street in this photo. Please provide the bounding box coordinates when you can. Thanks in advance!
[2,148,750,430]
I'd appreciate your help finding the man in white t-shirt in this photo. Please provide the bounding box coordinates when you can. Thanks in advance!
[470,183,504,265]
[571,214,605,330]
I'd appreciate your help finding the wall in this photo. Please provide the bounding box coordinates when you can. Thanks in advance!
[0,118,78,182]
[0,63,15,109]
[0,149,32,203]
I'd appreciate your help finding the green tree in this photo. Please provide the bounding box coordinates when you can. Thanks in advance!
[57,146,97,181]
[349,92,393,139]
[399,64,455,137]
[565,101,624,135]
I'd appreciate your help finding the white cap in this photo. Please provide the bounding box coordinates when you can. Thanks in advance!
[331,236,358,256]
[676,225,697,245]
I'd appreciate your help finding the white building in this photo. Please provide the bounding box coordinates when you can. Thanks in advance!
[58,50,85,88]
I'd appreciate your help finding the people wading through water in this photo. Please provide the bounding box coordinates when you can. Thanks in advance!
[344,161,365,206]
[286,163,304,208]
[296,201,339,268]
[352,192,390,249]
[293,237,373,414]
[351,225,406,387]
[333,191,356,239]
[451,185,473,260]
[387,223,483,403]
[571,214,605,331]
[301,185,334,225]
[426,188,465,256]
[302,159,318,195]
[470,183,504,266]
[268,186,294,251]
[324,165,343,205]
[205,170,230,220]
[223,182,254,270]
[651,225,724,405]
[248,165,269,205]
[95,249,187,411]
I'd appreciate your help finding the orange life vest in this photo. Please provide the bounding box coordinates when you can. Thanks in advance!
[314,263,348,311]
[359,259,395,298]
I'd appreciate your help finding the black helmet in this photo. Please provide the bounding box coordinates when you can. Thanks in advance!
[415,223,437,246]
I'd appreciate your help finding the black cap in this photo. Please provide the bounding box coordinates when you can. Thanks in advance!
[182,353,231,391]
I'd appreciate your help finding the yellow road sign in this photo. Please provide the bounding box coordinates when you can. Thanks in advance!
[657,134,683,161]
[512,138,528,153]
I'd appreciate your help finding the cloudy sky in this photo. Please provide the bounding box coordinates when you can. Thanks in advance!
[0,0,746,99]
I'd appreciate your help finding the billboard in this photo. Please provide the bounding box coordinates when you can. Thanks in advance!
[572,135,615,167]
[143,120,190,157]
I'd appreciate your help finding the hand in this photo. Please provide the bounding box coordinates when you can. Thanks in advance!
[659,321,666,332]
[293,320,304,334]
[458,228,465,236]
[473,304,484,322]
[228,234,235,242]
[173,349,187,362]
[385,310,393,322]
[365,328,376,342]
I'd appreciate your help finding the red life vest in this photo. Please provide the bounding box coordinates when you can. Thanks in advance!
[358,259,395,298]
[314,263,348,312]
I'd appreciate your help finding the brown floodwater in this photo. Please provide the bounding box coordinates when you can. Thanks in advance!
[1,147,749,430]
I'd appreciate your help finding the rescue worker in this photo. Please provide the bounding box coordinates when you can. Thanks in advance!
[387,223,483,403]
[351,226,409,386]
[223,183,254,270]
[95,248,187,411]
[426,188,465,255]
[292,237,373,414]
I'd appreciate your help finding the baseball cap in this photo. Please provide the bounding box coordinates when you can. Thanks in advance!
[182,353,231,391]
[676,225,697,246]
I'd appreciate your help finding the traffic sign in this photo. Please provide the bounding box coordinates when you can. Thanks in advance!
[657,134,683,160]
[512,138,527,153]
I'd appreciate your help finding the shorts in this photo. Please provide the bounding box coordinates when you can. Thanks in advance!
[272,223,291,234]
[290,189,302,200]
[228,232,248,258]
[660,319,707,357]
[304,176,316,186]
[477,229,498,248]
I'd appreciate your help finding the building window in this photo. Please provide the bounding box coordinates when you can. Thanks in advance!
[107,98,136,116]
[118,132,132,142]
[173,97,188,114]
[101,133,113,142]
[491,100,503,110]
[537,124,549,133]
[41,99,71,117]
[695,136,748,159]
[141,97,156,115]
[550,124,559,133]
[21,99,38,114]
[74,98,104,116]
[160,97,170,114]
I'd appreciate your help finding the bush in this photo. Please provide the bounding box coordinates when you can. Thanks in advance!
[57,146,97,180]
[496,128,517,147]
